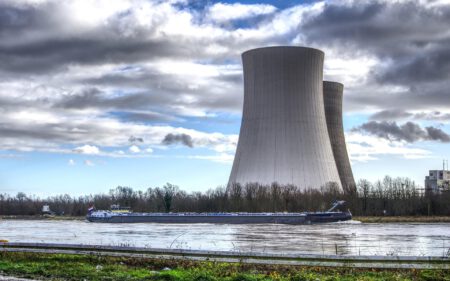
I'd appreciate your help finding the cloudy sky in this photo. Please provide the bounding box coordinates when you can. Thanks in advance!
[1,0,450,195]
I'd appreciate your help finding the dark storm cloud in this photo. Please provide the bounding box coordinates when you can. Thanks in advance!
[302,1,450,113]
[302,1,450,58]
[129,136,144,143]
[54,88,172,110]
[2,0,450,157]
[370,110,450,121]
[0,125,69,141]
[0,2,55,35]
[52,87,185,122]
[0,2,215,75]
[370,110,413,121]
[0,37,194,74]
[426,126,450,142]
[413,111,450,121]
[87,70,245,97]
[161,133,194,148]
[0,1,279,77]
[0,1,275,79]
[353,121,450,143]
[352,81,450,111]
[119,111,180,123]
[0,95,39,109]
[378,45,450,84]
[54,88,103,109]
[0,120,100,143]
[65,69,243,113]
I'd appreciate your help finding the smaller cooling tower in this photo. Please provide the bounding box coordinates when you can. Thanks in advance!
[323,81,356,193]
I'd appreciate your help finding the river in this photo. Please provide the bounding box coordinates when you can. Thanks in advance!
[1,220,449,256]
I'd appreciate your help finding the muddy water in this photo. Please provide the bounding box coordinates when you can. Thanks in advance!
[1,220,449,256]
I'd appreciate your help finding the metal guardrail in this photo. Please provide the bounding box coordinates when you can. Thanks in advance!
[1,242,449,269]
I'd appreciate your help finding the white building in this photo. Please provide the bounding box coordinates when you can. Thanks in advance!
[425,170,450,193]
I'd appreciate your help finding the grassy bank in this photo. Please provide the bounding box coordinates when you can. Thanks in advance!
[354,216,450,223]
[1,215,85,221]
[0,252,449,281]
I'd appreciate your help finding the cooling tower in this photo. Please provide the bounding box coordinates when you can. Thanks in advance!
[228,46,342,190]
[323,81,356,193]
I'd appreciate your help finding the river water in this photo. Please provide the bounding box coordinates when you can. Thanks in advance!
[1,220,449,256]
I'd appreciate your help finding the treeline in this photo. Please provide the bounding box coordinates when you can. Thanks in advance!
[0,176,449,216]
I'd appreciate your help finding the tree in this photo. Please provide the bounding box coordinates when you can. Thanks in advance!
[357,179,371,215]
[162,183,179,212]
[110,186,136,207]
[16,192,27,202]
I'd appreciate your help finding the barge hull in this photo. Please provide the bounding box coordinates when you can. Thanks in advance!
[86,212,351,224]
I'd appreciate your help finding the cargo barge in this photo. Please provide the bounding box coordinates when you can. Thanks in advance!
[86,202,352,224]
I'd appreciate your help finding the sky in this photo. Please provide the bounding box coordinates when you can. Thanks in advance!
[1,0,450,196]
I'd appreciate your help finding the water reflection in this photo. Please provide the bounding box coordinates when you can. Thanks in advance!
[1,220,449,256]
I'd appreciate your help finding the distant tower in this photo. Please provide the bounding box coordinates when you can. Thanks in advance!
[228,46,342,190]
[323,81,356,193]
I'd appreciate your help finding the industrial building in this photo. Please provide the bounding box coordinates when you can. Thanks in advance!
[323,81,356,193]
[228,46,344,190]
[425,169,450,193]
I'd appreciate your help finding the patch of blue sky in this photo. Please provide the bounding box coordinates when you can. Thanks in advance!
[170,114,242,134]
[216,15,276,29]
[0,150,231,196]
[111,65,143,76]
[342,113,369,131]
[194,58,241,66]
[209,0,315,9]
[107,110,179,124]
[108,110,241,134]
[419,119,450,129]
[353,153,438,187]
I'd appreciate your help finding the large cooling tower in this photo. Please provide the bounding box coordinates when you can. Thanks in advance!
[228,46,342,190]
[323,81,356,193]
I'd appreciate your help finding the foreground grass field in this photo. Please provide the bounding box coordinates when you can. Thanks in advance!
[0,252,449,281]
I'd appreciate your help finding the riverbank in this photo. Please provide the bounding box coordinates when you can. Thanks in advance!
[0,252,448,281]
[0,215,84,221]
[354,216,450,223]
[2,215,450,223]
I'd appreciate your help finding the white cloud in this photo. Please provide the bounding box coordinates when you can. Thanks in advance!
[68,159,76,165]
[189,153,234,164]
[73,145,100,155]
[323,53,379,87]
[0,0,447,166]
[207,3,277,23]
[129,145,140,153]
[61,0,131,28]
[0,99,238,158]
[84,159,94,166]
[346,132,432,163]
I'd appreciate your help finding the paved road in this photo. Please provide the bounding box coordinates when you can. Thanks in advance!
[1,242,449,269]
[0,276,39,281]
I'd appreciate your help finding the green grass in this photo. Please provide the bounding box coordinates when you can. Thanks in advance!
[354,216,450,223]
[0,252,449,281]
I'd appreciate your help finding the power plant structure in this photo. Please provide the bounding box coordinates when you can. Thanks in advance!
[228,46,349,190]
[323,81,356,193]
